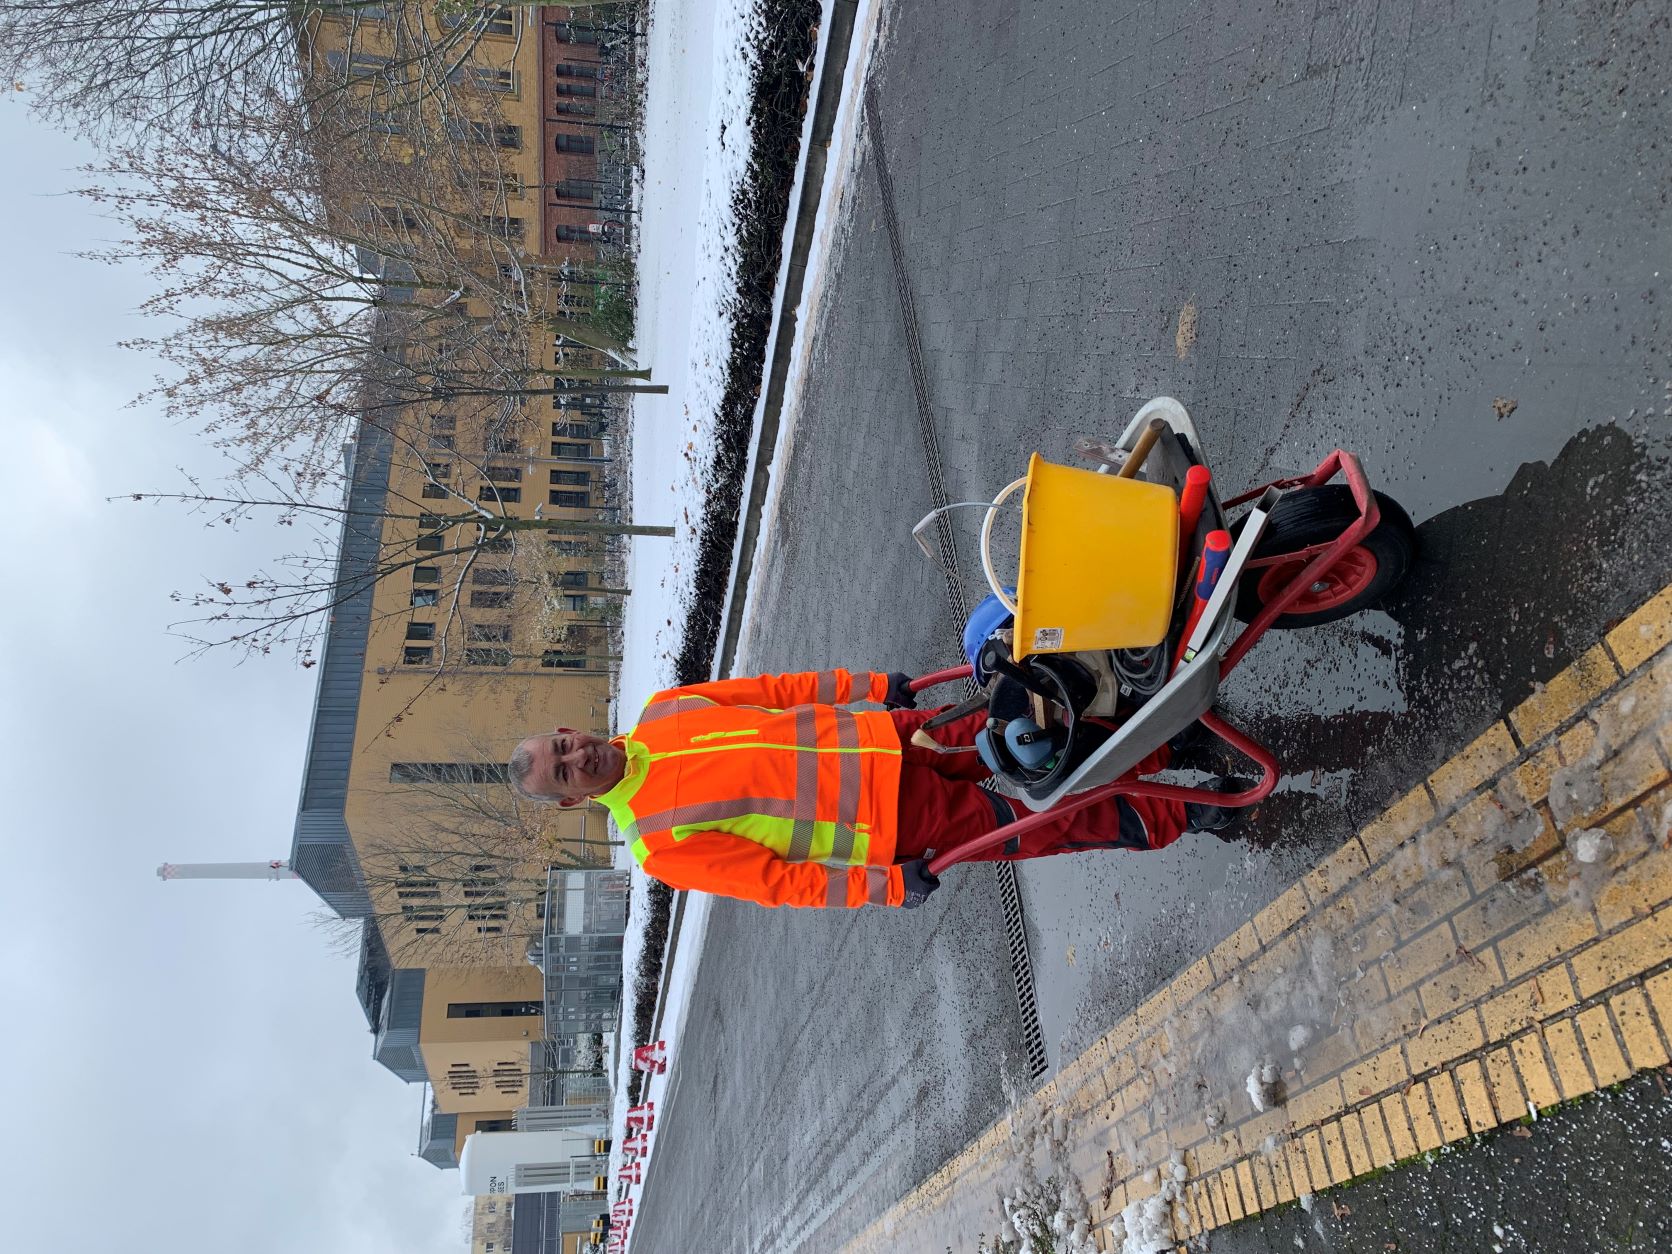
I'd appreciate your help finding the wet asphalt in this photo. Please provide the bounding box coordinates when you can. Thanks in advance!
[628,1,1671,1250]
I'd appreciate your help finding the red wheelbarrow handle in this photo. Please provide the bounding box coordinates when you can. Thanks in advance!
[921,709,1279,877]
[907,664,975,692]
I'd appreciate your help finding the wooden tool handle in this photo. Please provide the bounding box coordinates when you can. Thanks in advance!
[1117,417,1168,479]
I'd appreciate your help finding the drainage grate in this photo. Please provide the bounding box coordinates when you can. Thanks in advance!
[994,861,1049,1080]
[865,88,1047,1085]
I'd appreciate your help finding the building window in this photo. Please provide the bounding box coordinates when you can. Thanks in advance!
[411,589,439,607]
[477,925,504,935]
[421,484,448,499]
[426,461,452,479]
[414,926,441,936]
[405,623,435,641]
[553,570,589,589]
[555,81,596,98]
[447,1001,541,1018]
[402,646,433,665]
[465,647,512,667]
[549,490,589,508]
[458,64,516,92]
[563,595,591,611]
[389,762,509,784]
[446,1063,482,1095]
[479,485,521,503]
[441,5,514,35]
[477,1119,514,1135]
[484,465,521,482]
[396,887,440,899]
[550,442,591,458]
[471,568,516,586]
[553,61,598,79]
[554,100,596,118]
[323,50,392,79]
[541,651,586,670]
[554,225,597,243]
[478,215,524,240]
[468,623,512,642]
[554,133,595,155]
[487,434,521,454]
[492,1062,522,1092]
[366,111,405,135]
[552,422,594,439]
[470,590,513,608]
[477,537,513,553]
[447,119,522,148]
[430,415,456,432]
[426,434,456,451]
[548,539,590,557]
[412,565,440,583]
[552,179,596,202]
[552,21,599,44]
[416,535,444,552]
[550,469,590,485]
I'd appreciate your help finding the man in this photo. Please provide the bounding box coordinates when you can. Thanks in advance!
[509,667,1234,909]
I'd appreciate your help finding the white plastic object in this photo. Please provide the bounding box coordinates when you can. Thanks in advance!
[979,476,1029,614]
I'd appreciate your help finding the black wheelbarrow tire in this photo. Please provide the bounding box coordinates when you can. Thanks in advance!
[1233,485,1417,628]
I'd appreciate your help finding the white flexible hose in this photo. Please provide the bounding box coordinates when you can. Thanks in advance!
[980,475,1029,614]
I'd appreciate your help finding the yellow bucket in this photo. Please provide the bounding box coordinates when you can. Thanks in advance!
[1011,453,1178,655]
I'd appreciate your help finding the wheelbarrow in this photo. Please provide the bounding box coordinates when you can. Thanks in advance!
[906,397,1417,876]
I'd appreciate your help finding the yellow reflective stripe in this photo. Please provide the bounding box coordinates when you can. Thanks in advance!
[634,797,796,832]
[824,867,848,908]
[689,728,759,742]
[643,743,896,762]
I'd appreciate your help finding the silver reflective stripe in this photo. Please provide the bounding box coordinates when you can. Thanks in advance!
[829,709,863,863]
[865,867,890,905]
[632,796,795,836]
[814,670,840,704]
[638,694,714,724]
[787,707,819,861]
[825,867,847,907]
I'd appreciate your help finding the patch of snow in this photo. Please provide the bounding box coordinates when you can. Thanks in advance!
[1288,1023,1314,1051]
[1109,1157,1188,1254]
[1246,1058,1282,1112]
[1569,828,1613,864]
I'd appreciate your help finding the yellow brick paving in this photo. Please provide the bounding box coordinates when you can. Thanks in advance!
[842,583,1672,1254]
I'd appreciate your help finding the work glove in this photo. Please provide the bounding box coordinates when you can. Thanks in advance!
[883,671,918,710]
[899,858,940,908]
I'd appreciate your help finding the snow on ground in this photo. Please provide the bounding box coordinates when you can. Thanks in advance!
[733,0,888,662]
[615,0,769,727]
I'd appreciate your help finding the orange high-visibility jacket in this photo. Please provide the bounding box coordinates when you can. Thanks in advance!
[596,668,909,907]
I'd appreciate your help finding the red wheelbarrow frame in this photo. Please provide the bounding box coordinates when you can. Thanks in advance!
[915,449,1381,876]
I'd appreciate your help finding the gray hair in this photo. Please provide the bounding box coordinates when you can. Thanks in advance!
[507,742,556,802]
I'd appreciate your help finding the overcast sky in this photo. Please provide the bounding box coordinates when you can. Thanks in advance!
[0,102,469,1252]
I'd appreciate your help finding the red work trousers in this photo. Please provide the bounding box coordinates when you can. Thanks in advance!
[889,707,1188,864]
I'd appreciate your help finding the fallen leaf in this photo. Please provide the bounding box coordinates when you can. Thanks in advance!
[1493,396,1518,419]
[1509,1125,1533,1138]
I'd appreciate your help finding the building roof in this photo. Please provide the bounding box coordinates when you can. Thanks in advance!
[288,414,394,918]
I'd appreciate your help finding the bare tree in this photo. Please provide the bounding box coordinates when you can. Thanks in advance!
[318,747,621,968]
[79,89,651,485]
[1,0,628,140]
[122,429,669,661]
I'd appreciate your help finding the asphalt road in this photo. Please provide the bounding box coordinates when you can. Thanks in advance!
[629,1,1671,1249]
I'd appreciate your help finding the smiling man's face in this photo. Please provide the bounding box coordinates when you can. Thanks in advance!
[516,727,627,805]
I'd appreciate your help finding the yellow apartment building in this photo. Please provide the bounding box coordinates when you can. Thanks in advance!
[289,3,633,1174]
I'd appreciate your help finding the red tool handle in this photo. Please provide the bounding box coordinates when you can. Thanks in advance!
[1177,464,1211,551]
